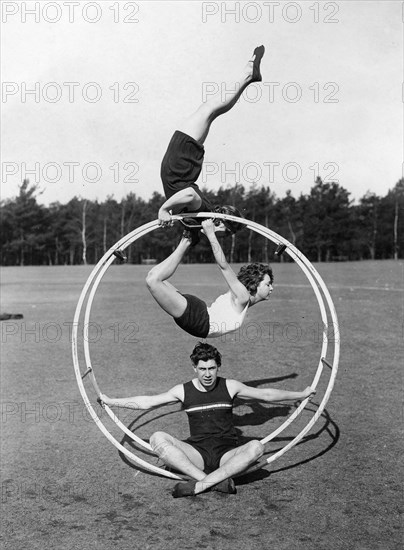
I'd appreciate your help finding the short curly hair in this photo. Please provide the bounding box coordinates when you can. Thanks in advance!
[190,342,222,368]
[213,205,244,234]
[237,263,274,296]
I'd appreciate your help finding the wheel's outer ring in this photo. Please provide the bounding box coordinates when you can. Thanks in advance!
[72,213,340,478]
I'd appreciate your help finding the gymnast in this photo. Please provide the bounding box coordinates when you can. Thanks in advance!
[100,342,315,498]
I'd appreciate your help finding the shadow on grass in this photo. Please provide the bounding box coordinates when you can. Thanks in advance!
[235,403,340,484]
[114,374,340,484]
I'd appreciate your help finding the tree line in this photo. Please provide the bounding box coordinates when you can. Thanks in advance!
[1,177,403,266]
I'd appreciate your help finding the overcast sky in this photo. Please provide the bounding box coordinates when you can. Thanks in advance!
[1,0,402,206]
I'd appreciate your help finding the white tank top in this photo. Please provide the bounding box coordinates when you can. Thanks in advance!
[207,292,249,338]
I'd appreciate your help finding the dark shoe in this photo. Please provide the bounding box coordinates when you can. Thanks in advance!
[212,478,237,494]
[172,481,196,498]
[182,229,200,247]
[251,45,265,82]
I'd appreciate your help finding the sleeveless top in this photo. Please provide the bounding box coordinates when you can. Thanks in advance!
[207,291,249,338]
[183,377,238,443]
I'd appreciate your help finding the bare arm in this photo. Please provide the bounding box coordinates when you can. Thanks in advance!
[226,379,316,403]
[202,219,250,308]
[99,384,184,410]
[158,188,202,225]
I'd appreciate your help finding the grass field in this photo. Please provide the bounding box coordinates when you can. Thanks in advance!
[1,260,403,550]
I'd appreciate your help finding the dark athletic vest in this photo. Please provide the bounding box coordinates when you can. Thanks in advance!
[183,377,238,443]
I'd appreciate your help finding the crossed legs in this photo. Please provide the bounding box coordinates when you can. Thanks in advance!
[150,432,206,481]
[150,431,264,497]
[194,441,264,494]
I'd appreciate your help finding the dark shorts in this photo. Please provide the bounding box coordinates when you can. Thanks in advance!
[174,293,210,338]
[160,130,205,200]
[186,437,238,474]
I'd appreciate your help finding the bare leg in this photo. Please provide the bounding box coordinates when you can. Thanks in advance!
[194,440,264,494]
[179,46,265,144]
[150,431,206,481]
[145,236,191,318]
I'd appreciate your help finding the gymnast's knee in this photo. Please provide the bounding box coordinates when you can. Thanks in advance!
[149,431,169,451]
[248,440,264,460]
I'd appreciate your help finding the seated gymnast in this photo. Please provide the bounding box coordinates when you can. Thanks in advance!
[146,218,274,338]
[99,342,316,498]
[158,45,265,229]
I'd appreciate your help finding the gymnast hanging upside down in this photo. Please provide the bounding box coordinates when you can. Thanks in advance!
[146,46,272,338]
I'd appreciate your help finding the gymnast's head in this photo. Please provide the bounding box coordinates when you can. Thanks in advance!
[190,342,222,368]
[237,263,274,302]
